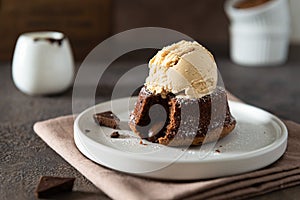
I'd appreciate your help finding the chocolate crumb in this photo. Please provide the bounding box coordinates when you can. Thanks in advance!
[110,131,120,138]
[219,145,223,147]
[215,149,221,153]
[85,129,90,133]
[35,176,75,198]
[139,140,147,145]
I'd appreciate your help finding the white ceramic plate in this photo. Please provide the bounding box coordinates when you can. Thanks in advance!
[74,97,288,180]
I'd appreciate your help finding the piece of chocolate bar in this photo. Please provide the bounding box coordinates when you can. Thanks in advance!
[35,176,75,198]
[93,111,120,129]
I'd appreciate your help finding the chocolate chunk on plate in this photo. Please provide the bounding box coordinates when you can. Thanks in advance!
[35,176,75,198]
[93,111,120,129]
[110,131,120,138]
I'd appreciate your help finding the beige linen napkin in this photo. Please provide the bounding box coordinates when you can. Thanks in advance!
[33,96,300,200]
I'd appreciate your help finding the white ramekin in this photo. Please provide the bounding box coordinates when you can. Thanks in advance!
[225,0,291,66]
[230,25,290,66]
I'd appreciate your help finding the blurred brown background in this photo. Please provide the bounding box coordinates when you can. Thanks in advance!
[0,0,229,61]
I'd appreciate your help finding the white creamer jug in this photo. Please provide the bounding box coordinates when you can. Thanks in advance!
[12,31,75,95]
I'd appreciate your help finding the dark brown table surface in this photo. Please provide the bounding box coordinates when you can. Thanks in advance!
[1,46,300,199]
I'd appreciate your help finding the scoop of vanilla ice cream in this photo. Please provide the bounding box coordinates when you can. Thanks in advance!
[145,40,218,98]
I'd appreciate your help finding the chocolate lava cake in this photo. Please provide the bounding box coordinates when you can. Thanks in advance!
[129,86,236,146]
